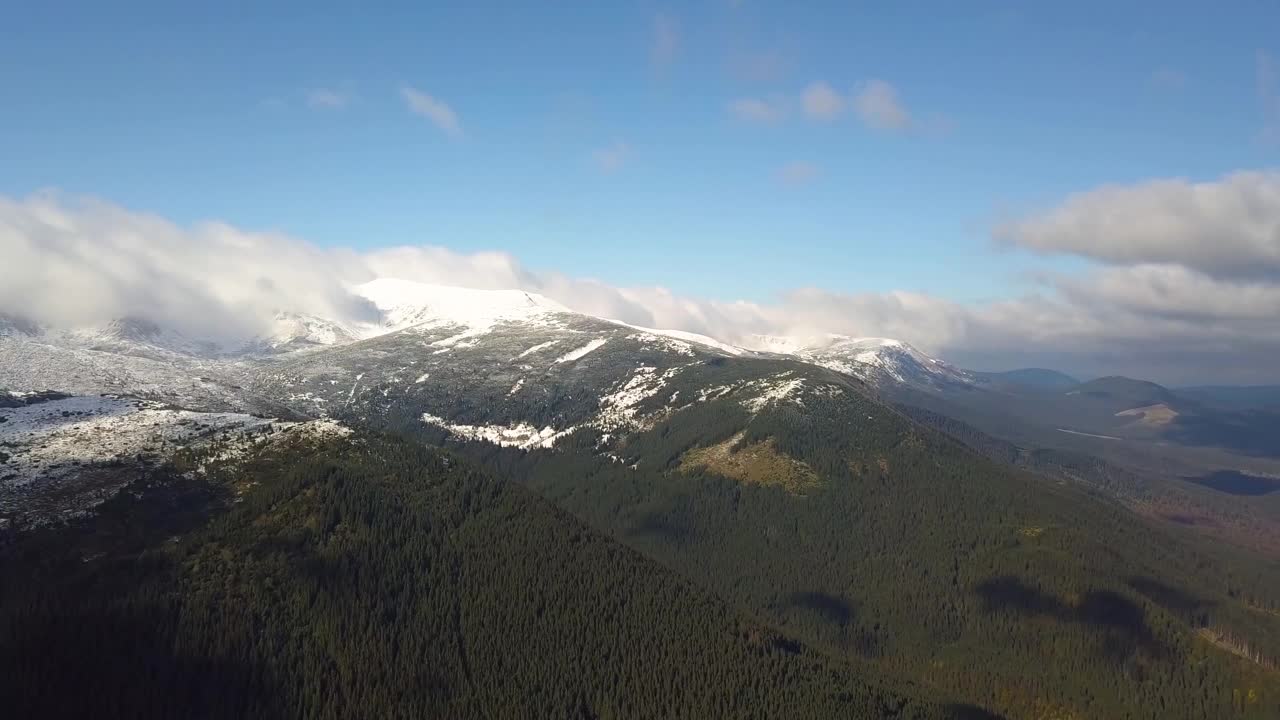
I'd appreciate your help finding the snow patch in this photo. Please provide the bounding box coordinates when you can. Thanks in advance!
[626,333,696,357]
[516,340,561,359]
[554,338,608,364]
[697,384,737,402]
[421,413,577,449]
[741,373,806,412]
[596,365,683,431]
[614,323,747,356]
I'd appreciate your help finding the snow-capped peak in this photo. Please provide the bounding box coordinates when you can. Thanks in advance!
[1,276,974,393]
[614,321,752,357]
[245,311,362,353]
[57,316,220,358]
[745,334,814,355]
[745,333,969,389]
[353,278,570,333]
[0,313,42,339]
[748,334,904,354]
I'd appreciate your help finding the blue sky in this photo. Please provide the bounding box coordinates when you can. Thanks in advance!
[2,1,1277,306]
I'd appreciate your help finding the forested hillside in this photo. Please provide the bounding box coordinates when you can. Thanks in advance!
[0,432,972,720]
[6,318,1280,719]
[899,403,1280,558]
[394,384,1280,720]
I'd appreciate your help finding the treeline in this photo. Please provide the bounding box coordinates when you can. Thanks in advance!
[0,433,978,720]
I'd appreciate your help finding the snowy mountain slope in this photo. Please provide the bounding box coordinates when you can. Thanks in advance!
[243,294,866,458]
[2,314,222,361]
[0,336,301,415]
[0,314,39,338]
[613,321,754,357]
[244,311,364,354]
[0,395,275,526]
[61,317,222,359]
[0,278,977,435]
[353,278,571,335]
[0,280,759,420]
[749,334,973,390]
[0,278,1088,536]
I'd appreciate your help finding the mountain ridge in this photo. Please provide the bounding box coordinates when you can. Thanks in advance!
[0,279,972,394]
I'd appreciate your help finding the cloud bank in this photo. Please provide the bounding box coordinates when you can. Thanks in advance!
[995,171,1280,278]
[3,176,1280,384]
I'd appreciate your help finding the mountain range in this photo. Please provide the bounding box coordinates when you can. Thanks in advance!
[7,278,1277,458]
[0,279,1068,398]
[4,278,1280,719]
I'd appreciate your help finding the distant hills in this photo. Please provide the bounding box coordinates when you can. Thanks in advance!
[1177,385,1280,411]
[972,367,1080,391]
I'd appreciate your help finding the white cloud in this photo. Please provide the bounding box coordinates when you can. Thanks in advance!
[0,192,753,348]
[777,161,819,185]
[852,79,912,131]
[728,97,786,125]
[995,171,1280,278]
[1054,264,1280,323]
[0,193,372,344]
[4,190,1280,383]
[652,13,680,68]
[755,80,931,133]
[307,89,349,110]
[801,81,843,120]
[592,142,631,173]
[401,87,462,137]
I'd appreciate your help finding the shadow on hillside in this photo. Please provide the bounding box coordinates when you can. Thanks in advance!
[1,493,281,719]
[944,704,1009,720]
[1183,470,1280,496]
[777,590,887,657]
[624,510,691,543]
[785,590,854,626]
[0,469,229,562]
[0,604,285,718]
[975,576,1169,662]
[1127,576,1213,617]
[1167,412,1280,458]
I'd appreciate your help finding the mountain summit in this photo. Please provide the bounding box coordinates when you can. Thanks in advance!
[749,333,971,390]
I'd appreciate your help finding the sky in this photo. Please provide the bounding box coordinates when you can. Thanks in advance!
[2,1,1280,384]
